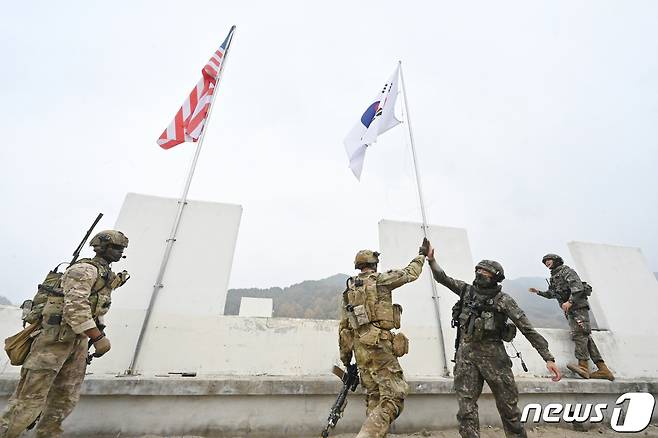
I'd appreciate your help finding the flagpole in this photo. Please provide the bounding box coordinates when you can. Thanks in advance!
[126,26,237,375]
[398,61,450,376]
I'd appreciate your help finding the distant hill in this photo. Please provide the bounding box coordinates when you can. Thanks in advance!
[225,274,599,329]
[502,277,573,330]
[0,295,12,306]
[225,274,349,319]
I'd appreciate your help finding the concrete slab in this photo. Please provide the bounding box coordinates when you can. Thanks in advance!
[378,220,474,376]
[101,193,242,374]
[239,297,273,318]
[568,241,658,335]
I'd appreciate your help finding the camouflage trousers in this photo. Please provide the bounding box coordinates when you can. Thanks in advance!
[0,332,87,438]
[353,326,409,438]
[567,307,602,363]
[454,341,526,438]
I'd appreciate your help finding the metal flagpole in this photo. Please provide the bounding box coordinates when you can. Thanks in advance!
[398,60,450,376]
[126,27,237,375]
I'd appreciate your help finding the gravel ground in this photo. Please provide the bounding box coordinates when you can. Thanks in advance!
[127,424,658,437]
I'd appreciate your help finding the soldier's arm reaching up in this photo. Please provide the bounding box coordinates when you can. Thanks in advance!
[377,255,425,290]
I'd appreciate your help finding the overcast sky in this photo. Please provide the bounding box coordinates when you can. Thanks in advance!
[1,1,657,305]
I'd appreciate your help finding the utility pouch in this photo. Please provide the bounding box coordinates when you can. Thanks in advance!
[392,332,409,357]
[352,304,370,327]
[501,322,517,342]
[357,325,380,347]
[482,311,495,331]
[373,302,395,330]
[346,311,359,330]
[4,323,40,366]
[393,304,402,329]
[42,296,64,327]
[471,317,484,341]
[583,282,593,297]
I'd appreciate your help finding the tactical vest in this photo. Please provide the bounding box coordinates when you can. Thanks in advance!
[548,269,571,303]
[549,266,591,308]
[343,273,402,331]
[457,286,515,343]
[25,258,117,327]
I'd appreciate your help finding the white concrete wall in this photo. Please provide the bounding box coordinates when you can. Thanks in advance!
[90,315,340,376]
[378,220,474,376]
[99,193,242,374]
[239,297,273,317]
[568,241,658,335]
[3,211,658,380]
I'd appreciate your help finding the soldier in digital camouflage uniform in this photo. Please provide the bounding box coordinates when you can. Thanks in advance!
[338,246,426,438]
[425,241,561,438]
[0,230,130,438]
[529,253,614,380]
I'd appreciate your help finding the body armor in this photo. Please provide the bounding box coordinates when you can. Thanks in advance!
[457,286,515,343]
[343,273,402,331]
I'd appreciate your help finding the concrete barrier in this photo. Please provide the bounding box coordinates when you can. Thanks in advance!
[0,375,655,437]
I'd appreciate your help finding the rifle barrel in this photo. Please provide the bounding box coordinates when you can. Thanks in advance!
[69,213,103,264]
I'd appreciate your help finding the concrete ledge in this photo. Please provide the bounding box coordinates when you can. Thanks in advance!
[2,375,656,396]
[1,375,656,437]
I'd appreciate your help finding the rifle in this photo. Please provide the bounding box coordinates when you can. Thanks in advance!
[61,212,104,271]
[321,363,359,437]
[451,285,474,362]
[75,214,103,257]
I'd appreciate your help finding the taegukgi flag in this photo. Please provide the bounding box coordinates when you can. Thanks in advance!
[344,64,402,179]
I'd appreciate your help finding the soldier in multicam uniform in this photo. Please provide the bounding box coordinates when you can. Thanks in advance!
[338,246,426,438]
[0,230,130,438]
[425,241,561,438]
[529,253,614,381]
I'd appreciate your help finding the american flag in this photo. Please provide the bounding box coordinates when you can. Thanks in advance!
[157,26,235,149]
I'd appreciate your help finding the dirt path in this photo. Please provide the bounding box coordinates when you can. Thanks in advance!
[321,424,658,438]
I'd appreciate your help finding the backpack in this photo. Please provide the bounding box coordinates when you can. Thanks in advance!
[582,281,593,297]
[22,259,108,325]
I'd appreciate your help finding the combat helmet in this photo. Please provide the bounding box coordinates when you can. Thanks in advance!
[541,253,563,266]
[90,230,129,250]
[354,250,380,269]
[475,259,505,282]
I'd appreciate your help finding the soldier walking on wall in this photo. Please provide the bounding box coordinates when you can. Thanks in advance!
[338,245,427,438]
[425,241,561,438]
[0,230,130,438]
[529,253,614,381]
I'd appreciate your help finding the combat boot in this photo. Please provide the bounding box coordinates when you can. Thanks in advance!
[590,361,615,381]
[567,360,590,379]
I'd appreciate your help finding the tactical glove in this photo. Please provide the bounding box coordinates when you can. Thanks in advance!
[93,336,111,357]
[419,237,431,256]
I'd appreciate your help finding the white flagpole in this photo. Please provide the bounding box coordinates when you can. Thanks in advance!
[126,26,237,375]
[398,60,450,376]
